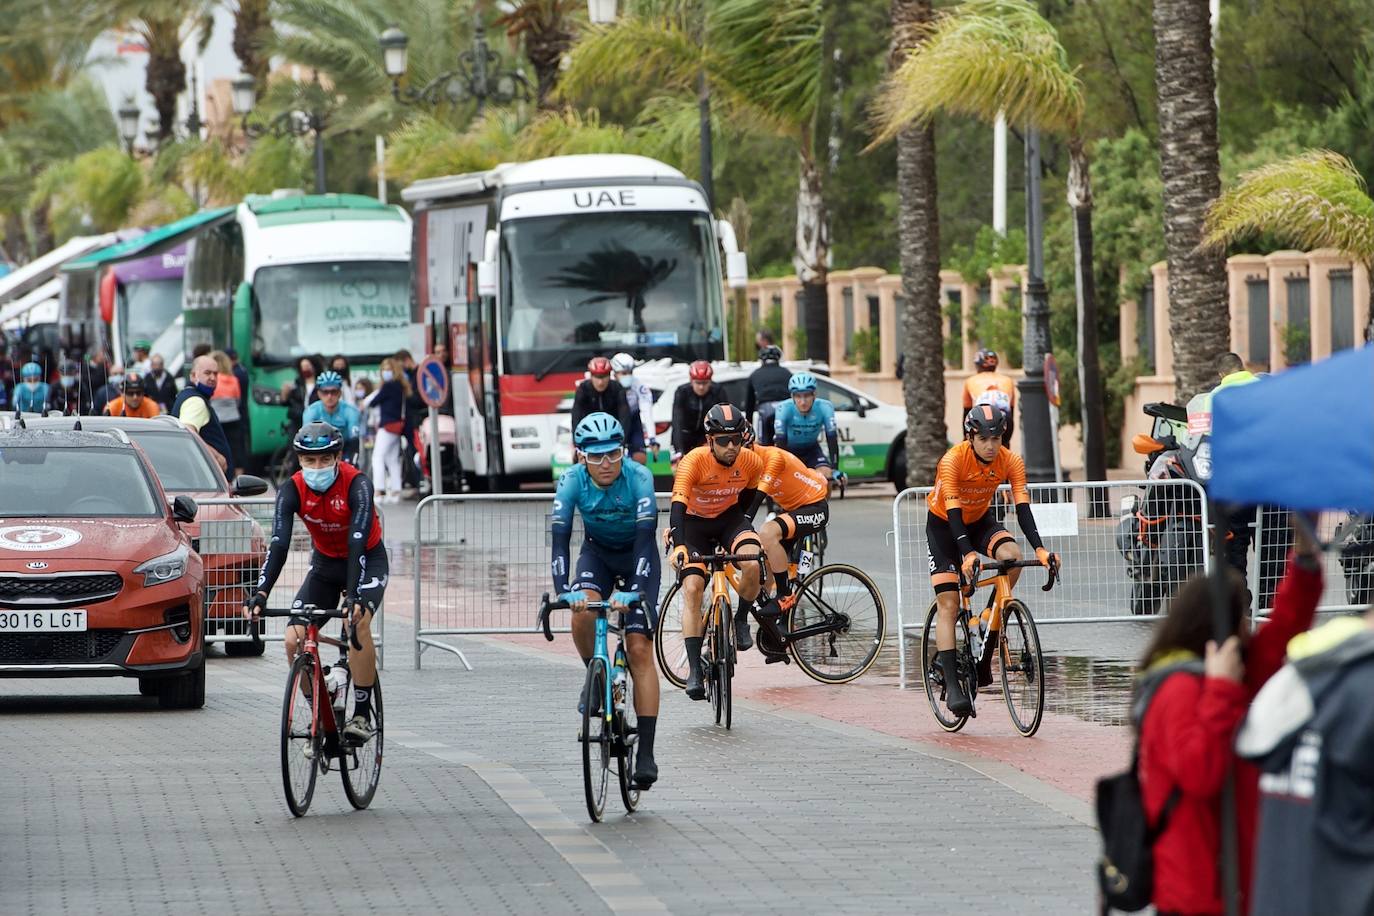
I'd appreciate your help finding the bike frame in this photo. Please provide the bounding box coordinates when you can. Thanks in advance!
[592,605,631,730]
[958,557,1058,666]
[264,606,353,748]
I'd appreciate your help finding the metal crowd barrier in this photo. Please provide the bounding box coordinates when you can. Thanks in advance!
[891,479,1211,690]
[410,493,675,669]
[1252,508,1373,616]
[193,496,387,667]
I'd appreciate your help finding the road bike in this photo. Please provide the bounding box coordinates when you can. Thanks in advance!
[654,550,764,729]
[656,547,885,688]
[260,605,383,816]
[537,594,641,822]
[920,556,1057,737]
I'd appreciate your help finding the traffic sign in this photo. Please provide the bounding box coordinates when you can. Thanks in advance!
[1043,353,1061,407]
[418,356,449,408]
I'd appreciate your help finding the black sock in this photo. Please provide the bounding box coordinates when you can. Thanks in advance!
[684,636,703,677]
[734,596,753,623]
[773,571,791,597]
[636,716,656,757]
[353,684,372,719]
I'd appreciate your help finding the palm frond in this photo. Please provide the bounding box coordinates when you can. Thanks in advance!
[560,18,705,101]
[706,0,822,130]
[1203,149,1374,266]
[516,108,649,159]
[871,0,1083,145]
[387,110,529,185]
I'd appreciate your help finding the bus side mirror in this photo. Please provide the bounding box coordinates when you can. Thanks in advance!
[717,219,749,289]
[477,228,499,297]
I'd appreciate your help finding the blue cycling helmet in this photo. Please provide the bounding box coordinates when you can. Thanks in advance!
[788,372,817,393]
[574,412,625,454]
[316,370,344,390]
[20,362,42,380]
[293,421,344,454]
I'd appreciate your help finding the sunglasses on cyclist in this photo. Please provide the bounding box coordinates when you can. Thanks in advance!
[710,434,744,448]
[584,448,624,465]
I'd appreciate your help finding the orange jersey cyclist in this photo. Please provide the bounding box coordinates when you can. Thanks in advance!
[741,431,830,657]
[927,404,1057,717]
[668,403,766,700]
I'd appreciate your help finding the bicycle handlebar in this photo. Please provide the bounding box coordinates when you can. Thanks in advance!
[257,606,362,650]
[959,555,1060,597]
[536,592,643,643]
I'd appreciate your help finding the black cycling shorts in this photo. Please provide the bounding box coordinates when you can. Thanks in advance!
[678,507,759,580]
[573,538,662,636]
[774,499,829,552]
[289,544,389,627]
[926,513,1014,594]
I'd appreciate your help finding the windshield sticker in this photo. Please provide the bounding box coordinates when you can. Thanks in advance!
[0,526,83,551]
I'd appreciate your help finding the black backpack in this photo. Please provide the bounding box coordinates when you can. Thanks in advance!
[1094,661,1202,913]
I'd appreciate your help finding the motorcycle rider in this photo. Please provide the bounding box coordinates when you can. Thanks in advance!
[669,360,728,463]
[610,352,659,464]
[743,345,791,446]
[1187,352,1262,577]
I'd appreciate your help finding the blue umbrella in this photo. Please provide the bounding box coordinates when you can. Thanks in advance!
[1210,345,1374,512]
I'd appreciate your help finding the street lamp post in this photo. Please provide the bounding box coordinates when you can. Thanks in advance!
[587,0,713,209]
[232,75,330,194]
[117,99,141,155]
[1018,127,1057,483]
[380,17,531,114]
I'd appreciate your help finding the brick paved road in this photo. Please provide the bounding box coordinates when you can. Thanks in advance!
[1,617,1099,915]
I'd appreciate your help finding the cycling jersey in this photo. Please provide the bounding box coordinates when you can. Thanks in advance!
[621,374,657,448]
[753,444,827,512]
[13,382,49,413]
[550,461,658,601]
[774,398,839,467]
[258,462,383,605]
[962,371,1016,413]
[927,440,1029,524]
[301,400,363,443]
[670,446,765,520]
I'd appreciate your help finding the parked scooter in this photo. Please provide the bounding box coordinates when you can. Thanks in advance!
[1116,402,1208,615]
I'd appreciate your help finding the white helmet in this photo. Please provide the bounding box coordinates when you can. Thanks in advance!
[610,352,635,374]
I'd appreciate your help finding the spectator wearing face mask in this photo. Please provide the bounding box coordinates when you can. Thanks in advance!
[145,354,178,412]
[173,355,232,472]
[50,361,83,415]
[13,362,50,413]
[370,357,409,504]
[92,365,126,412]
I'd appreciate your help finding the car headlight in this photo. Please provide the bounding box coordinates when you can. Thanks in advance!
[134,545,189,587]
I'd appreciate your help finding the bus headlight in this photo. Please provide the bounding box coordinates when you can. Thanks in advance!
[252,385,284,406]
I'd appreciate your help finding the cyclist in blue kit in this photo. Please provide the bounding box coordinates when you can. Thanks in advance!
[551,412,662,789]
[773,372,840,480]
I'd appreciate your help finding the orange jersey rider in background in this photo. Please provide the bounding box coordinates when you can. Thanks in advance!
[962,349,1016,445]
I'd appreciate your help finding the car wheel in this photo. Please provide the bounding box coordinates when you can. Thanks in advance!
[888,442,907,493]
[138,677,159,697]
[225,618,266,657]
[158,656,206,710]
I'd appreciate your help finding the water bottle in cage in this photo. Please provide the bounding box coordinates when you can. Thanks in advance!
[797,549,814,577]
[969,625,984,663]
[612,647,627,711]
[326,663,348,714]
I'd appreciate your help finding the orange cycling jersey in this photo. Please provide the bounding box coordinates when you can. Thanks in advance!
[671,446,764,518]
[927,440,1030,524]
[753,445,827,511]
[962,371,1016,411]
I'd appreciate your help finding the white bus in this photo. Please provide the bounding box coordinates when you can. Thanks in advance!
[403,154,748,486]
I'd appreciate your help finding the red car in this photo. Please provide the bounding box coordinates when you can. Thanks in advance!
[9,416,270,655]
[0,427,206,707]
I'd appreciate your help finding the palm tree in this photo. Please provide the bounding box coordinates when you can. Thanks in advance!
[562,0,831,358]
[495,0,580,110]
[231,0,273,89]
[873,0,1107,484]
[1205,150,1374,341]
[885,0,945,487]
[1152,0,1228,400]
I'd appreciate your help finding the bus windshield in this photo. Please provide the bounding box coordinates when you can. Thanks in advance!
[252,261,411,364]
[500,211,725,375]
[121,278,183,361]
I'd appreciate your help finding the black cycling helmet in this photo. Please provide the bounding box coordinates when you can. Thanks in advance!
[703,403,749,436]
[122,373,145,394]
[758,345,782,363]
[964,403,1008,440]
[974,348,999,372]
[293,421,344,455]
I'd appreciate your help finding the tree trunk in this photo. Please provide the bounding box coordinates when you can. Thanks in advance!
[890,0,946,487]
[1067,139,1107,489]
[524,16,572,110]
[143,18,187,144]
[793,148,831,361]
[232,0,272,89]
[1152,0,1228,401]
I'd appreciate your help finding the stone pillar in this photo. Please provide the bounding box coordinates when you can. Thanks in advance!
[1356,263,1371,345]
[1151,261,1172,379]
[826,270,850,368]
[1226,255,1266,362]
[1266,250,1308,370]
[779,280,801,360]
[877,274,900,376]
[1119,264,1138,363]
[1307,248,1349,362]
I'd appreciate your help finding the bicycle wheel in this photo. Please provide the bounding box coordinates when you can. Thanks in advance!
[280,654,320,817]
[919,601,971,733]
[998,600,1046,737]
[787,564,886,684]
[616,670,640,813]
[582,659,610,822]
[653,582,688,688]
[715,598,733,730]
[341,678,384,809]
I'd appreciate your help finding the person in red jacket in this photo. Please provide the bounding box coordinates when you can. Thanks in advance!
[1137,514,1323,916]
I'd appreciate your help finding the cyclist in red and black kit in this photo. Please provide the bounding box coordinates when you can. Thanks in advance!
[244,421,386,743]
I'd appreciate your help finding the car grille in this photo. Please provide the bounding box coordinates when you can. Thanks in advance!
[0,630,125,663]
[0,573,124,608]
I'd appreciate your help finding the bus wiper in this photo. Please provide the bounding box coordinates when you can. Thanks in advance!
[534,350,569,382]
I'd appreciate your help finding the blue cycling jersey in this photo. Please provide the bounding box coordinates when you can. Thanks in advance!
[552,461,656,549]
[774,397,837,447]
[301,400,363,442]
[13,382,50,413]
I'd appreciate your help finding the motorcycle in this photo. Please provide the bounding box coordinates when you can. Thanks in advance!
[1335,512,1374,608]
[1116,402,1208,615]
